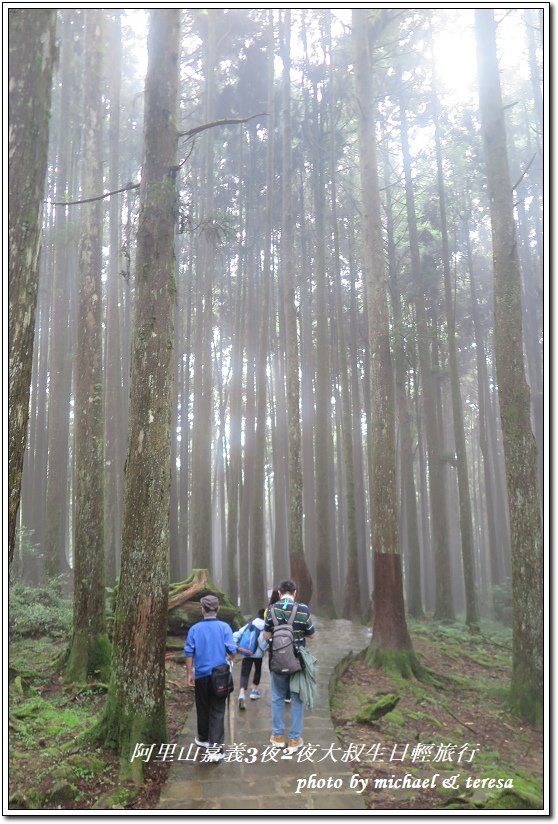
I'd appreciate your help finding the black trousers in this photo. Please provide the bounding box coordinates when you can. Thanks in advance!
[239,656,263,690]
[194,675,228,747]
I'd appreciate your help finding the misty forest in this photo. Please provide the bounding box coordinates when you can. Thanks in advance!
[8,7,544,812]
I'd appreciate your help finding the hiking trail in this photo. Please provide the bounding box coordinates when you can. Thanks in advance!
[157,617,370,811]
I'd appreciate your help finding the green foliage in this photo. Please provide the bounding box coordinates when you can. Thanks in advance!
[9,581,72,638]
[492,578,513,627]
[13,526,42,570]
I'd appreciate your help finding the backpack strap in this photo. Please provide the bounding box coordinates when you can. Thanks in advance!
[271,602,298,626]
[287,604,298,625]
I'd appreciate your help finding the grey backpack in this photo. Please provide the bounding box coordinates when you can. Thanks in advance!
[269,604,302,674]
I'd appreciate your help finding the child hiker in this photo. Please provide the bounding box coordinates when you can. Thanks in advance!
[233,608,268,710]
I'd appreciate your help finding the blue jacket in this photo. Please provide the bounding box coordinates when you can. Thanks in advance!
[185,617,236,678]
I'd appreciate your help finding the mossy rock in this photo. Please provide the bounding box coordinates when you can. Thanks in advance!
[356,692,400,723]
[45,781,78,806]
[484,787,543,810]
[91,784,140,810]
[385,708,406,726]
[442,797,483,810]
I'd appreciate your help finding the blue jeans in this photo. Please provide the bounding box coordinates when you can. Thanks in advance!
[271,672,304,740]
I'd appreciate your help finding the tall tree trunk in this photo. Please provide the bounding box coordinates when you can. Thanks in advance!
[466,222,502,589]
[353,10,416,668]
[476,8,543,725]
[348,229,372,615]
[104,11,123,584]
[190,15,216,571]
[44,12,81,581]
[66,11,108,682]
[271,273,289,585]
[311,85,335,616]
[399,75,455,621]
[8,9,57,564]
[92,10,180,774]
[250,17,276,607]
[431,70,479,627]
[332,94,362,621]
[383,137,423,619]
[280,11,312,604]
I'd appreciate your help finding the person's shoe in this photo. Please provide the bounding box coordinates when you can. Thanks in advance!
[286,737,303,753]
[269,734,286,748]
[195,736,209,748]
[238,694,246,710]
[249,689,261,700]
[285,697,291,703]
[206,751,224,762]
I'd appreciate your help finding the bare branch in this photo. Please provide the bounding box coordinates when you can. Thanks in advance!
[512,152,537,191]
[177,112,267,139]
[45,181,139,207]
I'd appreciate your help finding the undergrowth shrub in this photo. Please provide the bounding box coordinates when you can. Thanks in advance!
[9,581,72,638]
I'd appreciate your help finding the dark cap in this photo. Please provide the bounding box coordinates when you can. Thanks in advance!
[201,594,219,612]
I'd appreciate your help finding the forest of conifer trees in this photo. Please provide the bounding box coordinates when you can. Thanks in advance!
[8,6,546,812]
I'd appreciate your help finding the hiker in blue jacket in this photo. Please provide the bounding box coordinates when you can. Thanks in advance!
[233,608,268,710]
[185,595,236,761]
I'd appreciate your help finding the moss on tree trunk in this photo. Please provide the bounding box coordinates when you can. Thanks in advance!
[8,10,57,562]
[476,9,543,726]
[88,10,181,775]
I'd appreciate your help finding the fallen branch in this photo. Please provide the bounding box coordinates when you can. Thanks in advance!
[441,701,475,732]
[168,569,208,610]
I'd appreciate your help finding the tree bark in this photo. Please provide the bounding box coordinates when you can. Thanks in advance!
[476,8,543,725]
[399,74,455,621]
[280,11,312,605]
[92,10,180,774]
[353,10,415,662]
[104,11,124,584]
[66,10,108,682]
[431,70,479,627]
[8,9,57,563]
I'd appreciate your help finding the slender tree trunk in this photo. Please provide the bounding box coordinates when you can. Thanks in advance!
[66,11,109,682]
[431,71,479,627]
[191,16,216,570]
[466,223,501,589]
[250,17,276,607]
[8,9,57,564]
[280,11,312,604]
[476,9,543,724]
[353,10,416,667]
[44,13,81,580]
[332,117,362,621]
[92,10,180,774]
[104,12,123,584]
[399,77,454,621]
[271,274,289,584]
[311,85,335,615]
[383,137,423,619]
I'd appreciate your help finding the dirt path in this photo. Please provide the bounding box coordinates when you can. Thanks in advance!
[157,617,370,811]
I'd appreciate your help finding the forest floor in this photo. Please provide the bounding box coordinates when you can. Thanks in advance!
[331,619,544,811]
[8,636,193,811]
[8,615,543,811]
